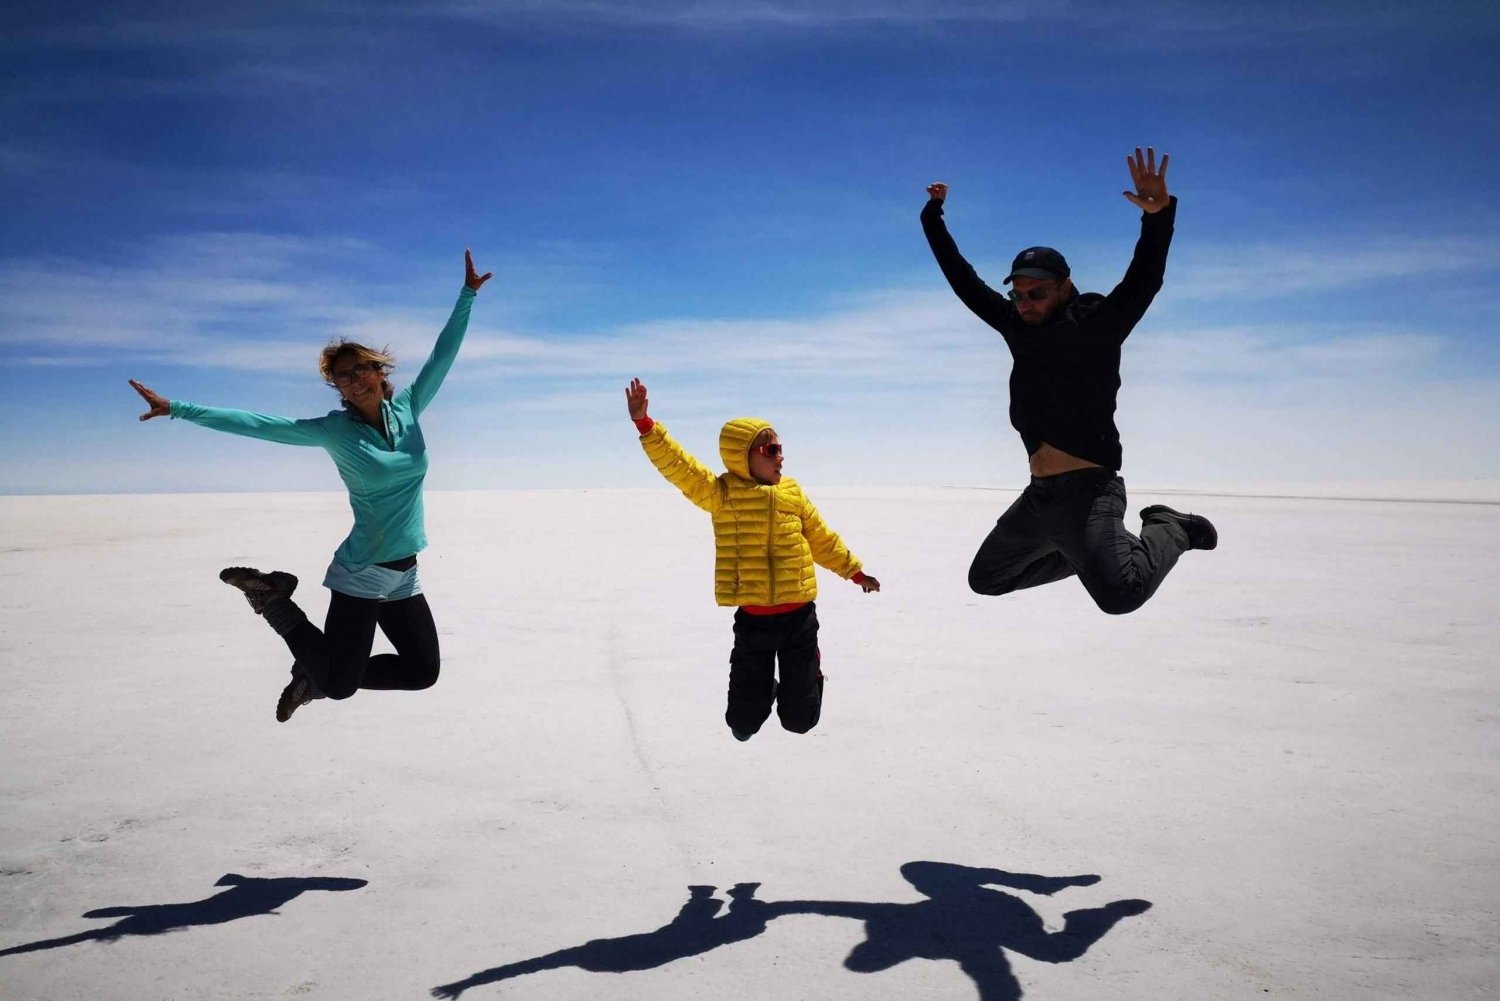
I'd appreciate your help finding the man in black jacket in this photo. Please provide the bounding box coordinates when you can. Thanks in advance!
[921,148,1216,615]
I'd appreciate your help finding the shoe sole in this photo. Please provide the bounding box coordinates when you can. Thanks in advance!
[220,566,299,592]
[220,567,299,612]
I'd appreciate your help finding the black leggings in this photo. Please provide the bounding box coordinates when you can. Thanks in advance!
[968,468,1190,615]
[280,590,441,700]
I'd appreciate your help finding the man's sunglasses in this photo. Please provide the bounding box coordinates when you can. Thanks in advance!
[751,443,783,458]
[1007,286,1055,302]
[330,361,384,385]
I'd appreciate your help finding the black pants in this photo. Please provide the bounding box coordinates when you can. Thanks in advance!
[279,590,441,700]
[968,468,1190,616]
[727,603,823,736]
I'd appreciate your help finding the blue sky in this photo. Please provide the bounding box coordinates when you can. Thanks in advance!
[3,0,1498,493]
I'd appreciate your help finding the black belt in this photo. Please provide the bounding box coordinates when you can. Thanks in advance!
[376,555,417,572]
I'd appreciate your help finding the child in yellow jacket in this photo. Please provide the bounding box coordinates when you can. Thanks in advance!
[626,378,880,741]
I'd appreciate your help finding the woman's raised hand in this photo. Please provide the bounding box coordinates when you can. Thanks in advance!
[129,379,171,421]
[464,248,493,292]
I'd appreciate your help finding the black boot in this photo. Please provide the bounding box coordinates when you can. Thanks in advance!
[1140,505,1218,551]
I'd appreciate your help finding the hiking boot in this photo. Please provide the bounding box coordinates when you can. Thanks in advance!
[1140,505,1218,551]
[275,671,321,723]
[219,566,298,615]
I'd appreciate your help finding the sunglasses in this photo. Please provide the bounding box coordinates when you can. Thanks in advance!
[1007,286,1055,303]
[330,361,384,385]
[751,443,783,458]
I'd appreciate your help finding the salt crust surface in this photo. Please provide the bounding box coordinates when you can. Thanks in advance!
[1,487,1497,1000]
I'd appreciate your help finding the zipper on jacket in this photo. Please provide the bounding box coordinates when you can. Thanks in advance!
[380,403,395,450]
[766,490,776,605]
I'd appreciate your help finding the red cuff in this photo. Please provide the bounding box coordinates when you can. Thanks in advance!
[851,571,867,584]
[632,416,655,434]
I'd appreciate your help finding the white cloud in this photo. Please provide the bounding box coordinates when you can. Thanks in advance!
[1124,325,1446,382]
[4,228,1497,490]
[1,231,1481,397]
[1168,238,1500,301]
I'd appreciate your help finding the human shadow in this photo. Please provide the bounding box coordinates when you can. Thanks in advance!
[431,882,775,998]
[778,861,1151,1001]
[0,872,369,957]
[431,863,1148,1000]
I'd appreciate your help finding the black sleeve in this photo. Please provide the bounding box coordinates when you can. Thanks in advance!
[921,198,1015,333]
[1093,196,1177,344]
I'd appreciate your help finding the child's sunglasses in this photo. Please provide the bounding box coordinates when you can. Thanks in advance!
[751,443,783,458]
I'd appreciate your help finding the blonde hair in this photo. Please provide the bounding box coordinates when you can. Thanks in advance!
[320,340,396,404]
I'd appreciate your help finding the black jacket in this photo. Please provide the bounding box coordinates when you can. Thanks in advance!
[921,196,1177,471]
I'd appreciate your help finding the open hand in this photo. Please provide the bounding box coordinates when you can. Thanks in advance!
[129,379,170,421]
[464,248,493,292]
[625,378,650,421]
[1122,147,1170,213]
[858,574,881,593]
[926,182,948,202]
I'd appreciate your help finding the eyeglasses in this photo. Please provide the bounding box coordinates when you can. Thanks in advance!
[1007,286,1054,303]
[751,443,783,458]
[330,361,383,385]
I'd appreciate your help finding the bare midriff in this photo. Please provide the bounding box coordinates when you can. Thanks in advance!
[1028,442,1102,478]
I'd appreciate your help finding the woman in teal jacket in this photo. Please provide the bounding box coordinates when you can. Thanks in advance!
[130,250,491,722]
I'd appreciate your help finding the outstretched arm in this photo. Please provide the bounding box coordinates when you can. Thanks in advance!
[405,249,491,417]
[800,496,876,589]
[628,379,722,514]
[131,379,327,446]
[1097,147,1177,341]
[1121,146,1170,213]
[920,181,1014,331]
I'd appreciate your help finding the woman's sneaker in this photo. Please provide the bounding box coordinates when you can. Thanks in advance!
[275,671,321,723]
[219,567,298,615]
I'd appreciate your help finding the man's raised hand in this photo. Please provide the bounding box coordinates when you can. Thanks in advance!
[1122,147,1170,213]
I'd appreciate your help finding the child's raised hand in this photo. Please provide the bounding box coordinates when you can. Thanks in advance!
[857,574,880,593]
[626,378,650,421]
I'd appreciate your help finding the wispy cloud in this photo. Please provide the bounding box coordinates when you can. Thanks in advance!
[1125,325,1446,383]
[432,0,1038,28]
[0,143,53,175]
[2,229,1480,392]
[0,234,363,361]
[424,0,1398,31]
[1165,236,1500,302]
[0,233,602,369]
[7,1,1455,50]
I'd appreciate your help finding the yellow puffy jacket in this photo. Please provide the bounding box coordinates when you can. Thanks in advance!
[639,417,862,607]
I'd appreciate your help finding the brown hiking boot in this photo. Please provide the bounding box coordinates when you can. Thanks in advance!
[219,566,298,615]
[275,672,321,723]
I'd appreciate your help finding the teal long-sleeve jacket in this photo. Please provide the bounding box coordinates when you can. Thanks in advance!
[169,286,476,567]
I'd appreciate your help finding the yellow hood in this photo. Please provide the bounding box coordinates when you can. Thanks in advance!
[718,417,773,481]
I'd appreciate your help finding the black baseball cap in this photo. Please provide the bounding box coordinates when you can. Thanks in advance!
[1004,246,1070,284]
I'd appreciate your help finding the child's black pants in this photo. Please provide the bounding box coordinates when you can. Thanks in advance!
[726,603,823,736]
